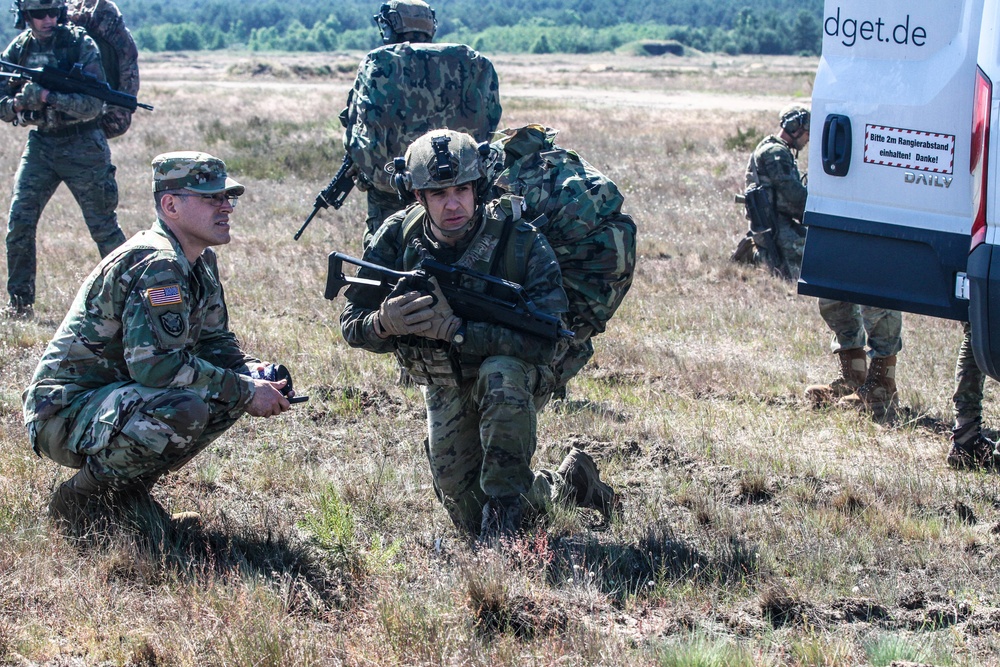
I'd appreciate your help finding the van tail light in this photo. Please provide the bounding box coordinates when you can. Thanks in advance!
[971,66,992,251]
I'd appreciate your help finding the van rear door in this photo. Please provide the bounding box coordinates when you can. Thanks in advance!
[800,0,985,321]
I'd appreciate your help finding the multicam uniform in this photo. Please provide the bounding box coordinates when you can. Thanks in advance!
[0,23,124,308]
[340,203,572,533]
[817,301,903,359]
[745,135,808,279]
[953,321,986,428]
[23,219,257,487]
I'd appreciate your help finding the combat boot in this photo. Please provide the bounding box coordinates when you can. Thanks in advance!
[48,465,110,533]
[479,495,523,544]
[112,475,202,531]
[838,355,899,416]
[557,448,619,521]
[804,348,867,406]
[2,298,32,320]
[946,420,999,470]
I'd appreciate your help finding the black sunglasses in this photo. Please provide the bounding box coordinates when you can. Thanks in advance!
[27,8,61,19]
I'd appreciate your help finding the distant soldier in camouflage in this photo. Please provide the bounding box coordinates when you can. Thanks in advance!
[946,322,998,469]
[736,104,810,280]
[24,151,298,535]
[1,0,126,319]
[340,130,616,542]
[340,0,502,246]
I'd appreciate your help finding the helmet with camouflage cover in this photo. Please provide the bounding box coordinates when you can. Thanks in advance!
[16,0,67,28]
[779,104,811,135]
[373,0,436,45]
[390,129,489,195]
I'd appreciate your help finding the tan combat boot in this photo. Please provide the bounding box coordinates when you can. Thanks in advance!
[838,355,899,416]
[804,348,867,406]
[48,465,110,534]
[557,448,619,521]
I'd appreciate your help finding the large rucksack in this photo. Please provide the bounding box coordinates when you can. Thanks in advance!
[343,42,502,195]
[67,0,139,138]
[488,124,637,385]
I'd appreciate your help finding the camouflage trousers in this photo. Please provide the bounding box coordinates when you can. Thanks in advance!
[29,382,243,488]
[761,216,806,280]
[6,128,124,306]
[953,321,986,425]
[818,299,903,358]
[363,187,406,248]
[422,355,567,535]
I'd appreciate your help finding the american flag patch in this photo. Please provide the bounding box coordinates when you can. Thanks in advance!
[147,284,182,307]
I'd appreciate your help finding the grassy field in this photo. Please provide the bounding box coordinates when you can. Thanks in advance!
[1,51,996,666]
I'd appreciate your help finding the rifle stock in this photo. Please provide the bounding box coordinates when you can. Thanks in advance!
[295,155,356,240]
[0,60,152,112]
[326,251,574,341]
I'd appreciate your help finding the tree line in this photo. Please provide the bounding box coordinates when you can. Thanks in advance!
[1,0,824,56]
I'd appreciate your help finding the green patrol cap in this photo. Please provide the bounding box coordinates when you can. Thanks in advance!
[151,151,245,195]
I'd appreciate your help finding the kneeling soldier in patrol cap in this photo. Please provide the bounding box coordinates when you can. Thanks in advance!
[340,129,617,543]
[23,151,298,536]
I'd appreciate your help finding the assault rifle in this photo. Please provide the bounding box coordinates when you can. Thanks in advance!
[325,251,575,341]
[736,184,789,280]
[0,60,153,112]
[295,155,355,240]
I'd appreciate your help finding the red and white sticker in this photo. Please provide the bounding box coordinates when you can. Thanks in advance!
[863,124,954,174]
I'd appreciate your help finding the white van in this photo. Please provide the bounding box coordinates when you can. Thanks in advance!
[800,0,1000,374]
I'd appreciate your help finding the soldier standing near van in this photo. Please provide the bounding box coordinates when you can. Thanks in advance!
[737,105,810,279]
[947,322,998,468]
[805,305,903,416]
[340,130,616,543]
[0,0,125,319]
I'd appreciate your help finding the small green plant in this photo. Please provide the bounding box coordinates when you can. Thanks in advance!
[725,126,763,151]
[862,633,951,667]
[652,632,756,667]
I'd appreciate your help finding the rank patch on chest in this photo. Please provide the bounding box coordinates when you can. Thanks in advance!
[147,284,182,307]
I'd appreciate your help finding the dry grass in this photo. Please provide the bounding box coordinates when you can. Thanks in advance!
[0,50,997,665]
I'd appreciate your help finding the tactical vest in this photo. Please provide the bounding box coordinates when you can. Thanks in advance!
[7,26,86,128]
[391,196,534,386]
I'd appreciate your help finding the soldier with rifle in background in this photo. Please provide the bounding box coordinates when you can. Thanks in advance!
[338,130,616,544]
[299,0,501,248]
[732,104,810,280]
[0,0,125,318]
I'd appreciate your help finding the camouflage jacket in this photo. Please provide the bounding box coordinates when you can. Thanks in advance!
[0,25,106,131]
[23,218,258,426]
[746,135,808,223]
[340,202,568,385]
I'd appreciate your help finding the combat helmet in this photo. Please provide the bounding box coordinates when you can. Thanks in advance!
[779,104,811,135]
[373,0,436,45]
[15,0,66,29]
[390,129,490,196]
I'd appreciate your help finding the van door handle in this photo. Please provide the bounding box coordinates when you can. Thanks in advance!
[822,114,852,177]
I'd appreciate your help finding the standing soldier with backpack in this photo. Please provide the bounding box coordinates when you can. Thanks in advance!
[336,0,502,247]
[0,0,126,319]
[339,130,617,543]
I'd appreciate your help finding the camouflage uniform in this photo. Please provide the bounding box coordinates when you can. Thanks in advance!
[745,135,808,279]
[1,22,125,308]
[340,202,573,534]
[953,321,986,427]
[817,299,903,359]
[340,41,502,244]
[23,153,257,489]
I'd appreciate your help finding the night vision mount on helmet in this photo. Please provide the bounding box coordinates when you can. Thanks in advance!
[389,129,490,196]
